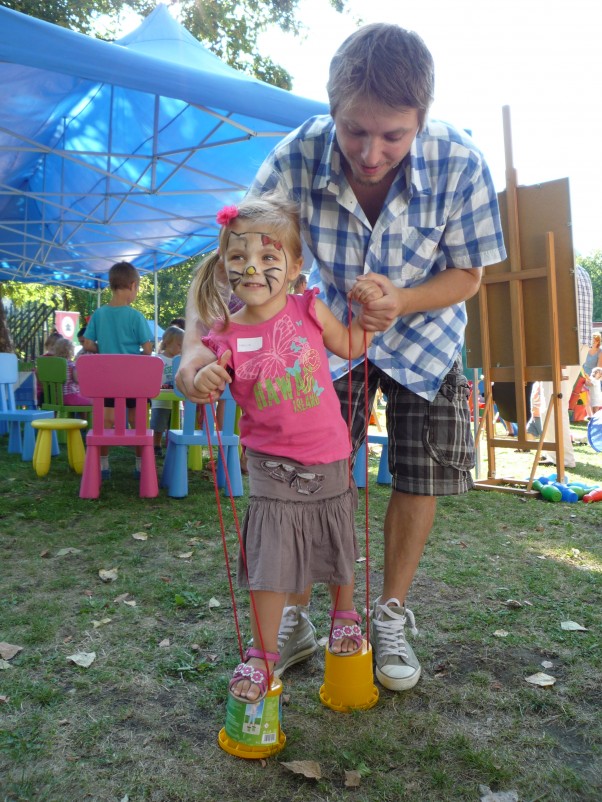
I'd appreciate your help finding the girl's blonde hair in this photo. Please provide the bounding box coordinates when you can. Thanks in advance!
[190,190,303,330]
[159,325,184,353]
[52,337,74,360]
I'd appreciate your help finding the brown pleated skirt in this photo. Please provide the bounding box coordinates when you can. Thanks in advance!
[237,449,359,593]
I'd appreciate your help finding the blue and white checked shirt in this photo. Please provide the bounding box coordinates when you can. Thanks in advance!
[251,115,506,400]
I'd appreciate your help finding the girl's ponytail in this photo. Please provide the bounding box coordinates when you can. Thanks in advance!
[190,251,231,330]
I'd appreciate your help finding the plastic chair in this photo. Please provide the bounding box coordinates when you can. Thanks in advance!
[31,418,87,477]
[353,435,392,488]
[37,356,93,438]
[77,354,164,498]
[161,359,243,498]
[0,352,57,460]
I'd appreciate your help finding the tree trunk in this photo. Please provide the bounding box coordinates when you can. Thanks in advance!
[0,283,15,353]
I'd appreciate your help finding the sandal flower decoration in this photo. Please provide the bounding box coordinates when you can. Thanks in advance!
[216,205,239,226]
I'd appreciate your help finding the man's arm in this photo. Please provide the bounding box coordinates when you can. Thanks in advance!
[355,267,482,332]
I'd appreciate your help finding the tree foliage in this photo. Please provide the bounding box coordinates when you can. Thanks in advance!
[577,251,602,323]
[2,0,346,90]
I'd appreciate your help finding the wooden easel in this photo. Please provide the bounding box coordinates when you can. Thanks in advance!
[465,106,579,494]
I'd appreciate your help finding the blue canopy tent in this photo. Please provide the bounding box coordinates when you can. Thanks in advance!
[0,4,328,294]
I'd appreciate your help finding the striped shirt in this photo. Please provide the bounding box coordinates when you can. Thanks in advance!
[251,115,506,400]
[576,264,593,346]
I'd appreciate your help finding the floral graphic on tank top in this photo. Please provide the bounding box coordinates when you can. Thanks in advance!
[235,314,324,412]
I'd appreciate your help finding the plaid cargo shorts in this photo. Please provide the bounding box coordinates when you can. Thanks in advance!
[333,360,475,496]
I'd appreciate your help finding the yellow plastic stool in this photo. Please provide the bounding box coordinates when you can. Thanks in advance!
[31,418,87,477]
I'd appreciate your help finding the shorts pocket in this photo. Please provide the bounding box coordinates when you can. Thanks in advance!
[423,369,475,470]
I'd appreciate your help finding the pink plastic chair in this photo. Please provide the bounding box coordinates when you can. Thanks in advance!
[77,354,164,499]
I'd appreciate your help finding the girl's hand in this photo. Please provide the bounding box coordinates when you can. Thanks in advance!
[348,278,384,305]
[352,273,403,332]
[192,351,232,404]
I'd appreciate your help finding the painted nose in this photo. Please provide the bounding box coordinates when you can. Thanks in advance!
[244,265,257,276]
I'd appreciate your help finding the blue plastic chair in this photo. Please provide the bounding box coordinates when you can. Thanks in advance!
[353,434,392,488]
[0,353,57,461]
[160,359,243,499]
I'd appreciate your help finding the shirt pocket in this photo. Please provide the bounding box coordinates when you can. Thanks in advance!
[384,225,446,283]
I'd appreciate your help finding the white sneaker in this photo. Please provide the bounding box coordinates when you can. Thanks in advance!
[370,597,421,691]
[273,605,318,678]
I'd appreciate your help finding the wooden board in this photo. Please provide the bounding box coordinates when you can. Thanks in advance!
[465,177,578,371]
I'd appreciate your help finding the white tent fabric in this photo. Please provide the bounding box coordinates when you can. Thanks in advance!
[0,5,327,290]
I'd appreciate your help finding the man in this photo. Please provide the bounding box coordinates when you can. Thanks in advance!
[177,23,506,691]
[540,263,593,467]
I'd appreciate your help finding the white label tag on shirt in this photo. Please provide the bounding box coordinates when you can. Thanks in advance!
[237,336,263,353]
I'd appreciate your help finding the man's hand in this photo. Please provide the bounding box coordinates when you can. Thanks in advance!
[351,273,403,332]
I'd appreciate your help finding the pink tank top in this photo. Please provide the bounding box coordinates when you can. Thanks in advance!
[202,290,351,465]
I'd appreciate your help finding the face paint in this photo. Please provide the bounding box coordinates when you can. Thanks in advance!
[224,229,289,297]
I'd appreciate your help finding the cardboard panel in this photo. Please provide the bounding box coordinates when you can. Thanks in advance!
[465,177,578,370]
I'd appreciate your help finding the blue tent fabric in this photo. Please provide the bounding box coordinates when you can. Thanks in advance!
[0,6,328,290]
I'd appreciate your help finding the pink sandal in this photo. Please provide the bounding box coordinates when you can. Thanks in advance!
[229,647,279,702]
[328,609,363,656]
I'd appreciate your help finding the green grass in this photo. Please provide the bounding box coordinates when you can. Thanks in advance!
[0,430,601,801]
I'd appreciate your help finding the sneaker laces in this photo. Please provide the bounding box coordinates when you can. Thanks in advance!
[373,598,418,659]
[277,606,300,648]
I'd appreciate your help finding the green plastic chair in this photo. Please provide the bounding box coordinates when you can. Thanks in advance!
[36,356,93,440]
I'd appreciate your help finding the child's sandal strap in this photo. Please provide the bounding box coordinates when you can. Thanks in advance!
[229,662,269,701]
[328,608,362,624]
[246,647,280,664]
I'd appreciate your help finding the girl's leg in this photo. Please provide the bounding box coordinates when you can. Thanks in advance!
[231,590,286,702]
[329,582,362,654]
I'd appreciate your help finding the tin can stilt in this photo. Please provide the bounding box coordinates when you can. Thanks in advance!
[319,640,379,712]
[218,676,286,759]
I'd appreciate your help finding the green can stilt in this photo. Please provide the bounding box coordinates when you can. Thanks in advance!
[218,676,286,759]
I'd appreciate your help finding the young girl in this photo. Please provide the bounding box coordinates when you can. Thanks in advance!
[150,325,184,456]
[52,336,93,406]
[190,192,381,703]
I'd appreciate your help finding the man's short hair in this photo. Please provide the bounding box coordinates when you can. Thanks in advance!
[109,261,140,290]
[327,23,435,130]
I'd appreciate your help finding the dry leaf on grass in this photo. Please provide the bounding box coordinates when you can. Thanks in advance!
[525,671,556,687]
[280,760,322,779]
[344,770,361,788]
[208,597,220,609]
[561,620,588,631]
[66,651,96,668]
[479,786,519,802]
[92,618,112,628]
[98,568,118,582]
[0,695,9,703]
[178,551,194,559]
[158,638,170,648]
[131,532,148,541]
[503,599,523,609]
[0,660,12,670]
[0,642,23,660]
[493,630,509,638]
[55,547,82,557]
[114,593,135,605]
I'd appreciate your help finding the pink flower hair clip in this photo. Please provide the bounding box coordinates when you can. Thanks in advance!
[216,205,239,226]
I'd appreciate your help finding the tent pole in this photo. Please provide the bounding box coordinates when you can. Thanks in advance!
[154,255,159,352]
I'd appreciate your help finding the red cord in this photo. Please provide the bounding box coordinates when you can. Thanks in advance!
[203,398,271,681]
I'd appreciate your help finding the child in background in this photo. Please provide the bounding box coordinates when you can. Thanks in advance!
[190,192,382,704]
[587,366,602,413]
[52,337,92,406]
[83,261,153,478]
[150,326,184,457]
[36,330,61,406]
[526,381,545,439]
